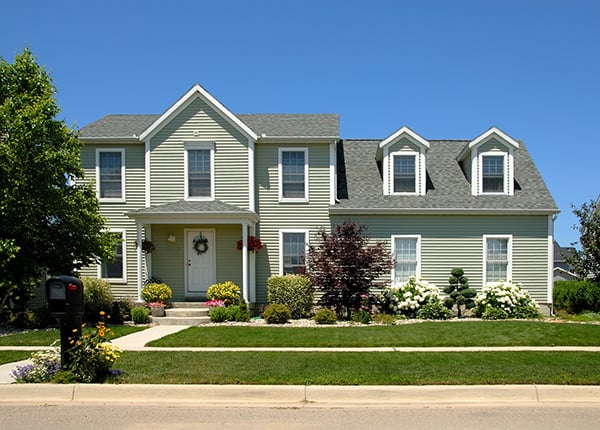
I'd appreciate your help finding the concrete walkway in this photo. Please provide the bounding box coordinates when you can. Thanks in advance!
[2,325,600,405]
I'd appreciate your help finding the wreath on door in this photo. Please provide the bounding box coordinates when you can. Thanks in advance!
[193,234,209,255]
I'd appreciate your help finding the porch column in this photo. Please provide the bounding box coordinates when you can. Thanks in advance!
[250,223,256,303]
[242,222,249,303]
[136,223,143,301]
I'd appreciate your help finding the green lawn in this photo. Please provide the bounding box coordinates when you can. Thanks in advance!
[0,325,147,346]
[148,321,600,348]
[110,351,600,385]
[0,351,31,365]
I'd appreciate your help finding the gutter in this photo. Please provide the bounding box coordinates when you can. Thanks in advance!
[329,207,561,216]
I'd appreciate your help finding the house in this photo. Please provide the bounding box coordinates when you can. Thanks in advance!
[79,84,559,313]
[553,241,577,281]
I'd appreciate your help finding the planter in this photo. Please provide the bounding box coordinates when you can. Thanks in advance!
[151,307,165,317]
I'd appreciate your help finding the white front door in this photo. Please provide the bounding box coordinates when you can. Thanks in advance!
[185,230,216,298]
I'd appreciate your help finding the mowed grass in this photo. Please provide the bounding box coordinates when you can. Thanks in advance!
[0,325,147,346]
[110,351,600,385]
[0,351,31,365]
[148,320,600,348]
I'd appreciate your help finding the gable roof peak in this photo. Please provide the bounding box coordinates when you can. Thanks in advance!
[457,126,520,161]
[378,125,430,150]
[138,83,258,141]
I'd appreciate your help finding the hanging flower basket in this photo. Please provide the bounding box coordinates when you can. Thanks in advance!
[141,239,155,253]
[236,235,263,253]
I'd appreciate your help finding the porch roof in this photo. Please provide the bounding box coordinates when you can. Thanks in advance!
[128,200,259,224]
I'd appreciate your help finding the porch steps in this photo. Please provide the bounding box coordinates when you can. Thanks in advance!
[150,302,210,326]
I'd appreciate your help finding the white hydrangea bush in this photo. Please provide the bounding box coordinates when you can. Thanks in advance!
[474,280,541,319]
[379,276,442,318]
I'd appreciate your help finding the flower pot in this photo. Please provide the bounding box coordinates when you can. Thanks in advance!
[151,307,165,317]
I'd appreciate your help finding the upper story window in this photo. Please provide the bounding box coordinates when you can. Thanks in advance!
[280,230,307,275]
[378,127,429,196]
[96,149,125,202]
[185,142,214,200]
[279,148,308,202]
[393,154,417,193]
[392,235,421,283]
[481,154,506,193]
[484,235,512,283]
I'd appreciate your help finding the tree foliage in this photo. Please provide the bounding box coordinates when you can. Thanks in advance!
[306,220,393,317]
[442,267,476,318]
[567,199,600,283]
[0,49,117,318]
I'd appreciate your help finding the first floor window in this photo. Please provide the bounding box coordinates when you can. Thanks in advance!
[101,231,125,280]
[393,235,420,283]
[485,236,511,283]
[281,231,306,275]
[393,154,416,193]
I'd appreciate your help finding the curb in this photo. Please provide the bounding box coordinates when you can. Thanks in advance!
[1,384,600,406]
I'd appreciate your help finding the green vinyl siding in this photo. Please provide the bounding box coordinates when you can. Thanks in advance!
[330,214,550,303]
[254,142,332,303]
[149,97,250,208]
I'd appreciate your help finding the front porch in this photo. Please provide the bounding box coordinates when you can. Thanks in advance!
[150,302,211,325]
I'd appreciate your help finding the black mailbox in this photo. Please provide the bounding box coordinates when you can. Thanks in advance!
[46,276,84,318]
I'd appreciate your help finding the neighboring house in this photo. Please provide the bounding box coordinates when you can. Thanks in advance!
[79,84,559,313]
[553,241,577,281]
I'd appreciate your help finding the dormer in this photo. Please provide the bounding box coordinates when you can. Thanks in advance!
[377,126,429,196]
[457,127,519,196]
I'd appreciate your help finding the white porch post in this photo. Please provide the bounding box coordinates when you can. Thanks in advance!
[250,223,256,303]
[136,223,143,301]
[242,223,249,303]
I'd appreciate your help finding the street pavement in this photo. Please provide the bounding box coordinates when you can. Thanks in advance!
[1,325,600,406]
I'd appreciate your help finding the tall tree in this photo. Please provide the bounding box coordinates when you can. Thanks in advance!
[0,49,117,318]
[306,220,393,317]
[567,198,600,283]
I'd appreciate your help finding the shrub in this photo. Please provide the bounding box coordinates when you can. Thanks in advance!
[481,307,509,320]
[553,280,600,314]
[352,309,372,324]
[82,277,114,322]
[262,303,291,324]
[416,302,453,320]
[372,313,396,325]
[9,308,52,329]
[313,308,337,325]
[209,306,230,323]
[131,306,150,324]
[473,281,541,319]
[111,298,134,324]
[379,277,442,318]
[443,268,477,318]
[227,304,250,322]
[267,275,314,319]
[141,283,172,304]
[207,281,240,306]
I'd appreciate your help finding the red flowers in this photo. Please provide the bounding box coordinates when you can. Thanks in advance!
[236,235,263,253]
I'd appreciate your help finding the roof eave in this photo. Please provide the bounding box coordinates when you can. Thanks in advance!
[128,211,260,224]
[79,136,141,144]
[257,136,339,144]
[329,207,560,216]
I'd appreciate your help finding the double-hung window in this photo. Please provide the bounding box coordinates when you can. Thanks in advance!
[393,154,416,193]
[97,149,125,201]
[481,155,505,193]
[185,142,214,200]
[392,235,420,283]
[100,230,125,282]
[484,235,512,283]
[280,230,307,275]
[279,148,308,202]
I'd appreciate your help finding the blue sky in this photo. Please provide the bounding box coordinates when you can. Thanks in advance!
[2,0,599,247]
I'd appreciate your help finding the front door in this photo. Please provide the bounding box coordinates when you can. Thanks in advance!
[185,229,216,299]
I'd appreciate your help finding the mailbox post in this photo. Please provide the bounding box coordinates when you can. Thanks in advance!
[46,276,84,368]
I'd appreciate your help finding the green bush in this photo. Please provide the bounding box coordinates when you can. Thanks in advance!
[207,281,240,306]
[82,277,114,322]
[141,283,172,304]
[481,307,509,320]
[473,281,541,319]
[131,306,150,324]
[262,303,291,324]
[227,304,250,322]
[417,302,453,320]
[313,308,337,325]
[111,298,134,323]
[267,275,313,319]
[352,309,372,324]
[554,280,600,314]
[372,313,396,325]
[9,307,53,329]
[209,306,229,323]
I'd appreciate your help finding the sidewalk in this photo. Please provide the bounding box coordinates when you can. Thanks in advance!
[2,325,600,405]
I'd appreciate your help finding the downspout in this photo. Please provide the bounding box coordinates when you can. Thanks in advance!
[548,214,558,316]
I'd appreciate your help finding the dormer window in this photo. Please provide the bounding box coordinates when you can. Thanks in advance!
[378,126,429,196]
[457,127,519,197]
[393,153,417,193]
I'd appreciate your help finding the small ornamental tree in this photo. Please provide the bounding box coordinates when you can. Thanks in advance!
[306,220,393,318]
[443,268,476,318]
[567,199,600,283]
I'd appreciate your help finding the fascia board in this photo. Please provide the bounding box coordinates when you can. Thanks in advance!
[128,211,260,224]
[139,84,258,142]
[458,126,520,162]
[257,136,338,144]
[329,207,560,216]
[79,137,141,144]
[378,126,430,150]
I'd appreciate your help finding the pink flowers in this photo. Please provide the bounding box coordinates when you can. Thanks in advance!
[147,302,166,309]
[205,299,225,308]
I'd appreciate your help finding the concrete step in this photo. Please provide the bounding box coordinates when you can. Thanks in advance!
[151,315,211,326]
[166,308,209,318]
[170,302,207,309]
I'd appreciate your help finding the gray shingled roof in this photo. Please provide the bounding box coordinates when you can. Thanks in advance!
[79,113,339,139]
[334,139,558,213]
[128,199,258,221]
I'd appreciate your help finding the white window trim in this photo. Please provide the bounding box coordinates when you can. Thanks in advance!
[279,229,309,275]
[474,149,515,196]
[184,141,215,201]
[391,234,421,285]
[478,152,508,195]
[483,234,513,285]
[390,151,420,195]
[98,229,127,284]
[278,147,309,203]
[96,148,125,203]
[383,148,426,196]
